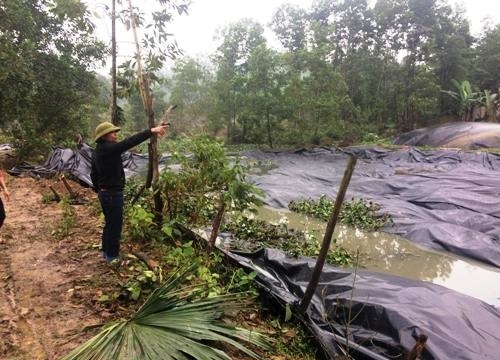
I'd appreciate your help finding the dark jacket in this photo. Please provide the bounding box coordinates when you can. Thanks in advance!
[91,129,152,192]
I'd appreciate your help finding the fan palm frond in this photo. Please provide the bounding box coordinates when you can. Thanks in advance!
[61,265,272,360]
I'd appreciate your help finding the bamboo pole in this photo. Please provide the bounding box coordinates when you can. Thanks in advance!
[298,155,357,314]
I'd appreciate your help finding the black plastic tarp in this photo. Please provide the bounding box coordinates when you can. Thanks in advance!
[227,248,500,360]
[393,122,500,149]
[245,146,500,267]
[8,143,164,187]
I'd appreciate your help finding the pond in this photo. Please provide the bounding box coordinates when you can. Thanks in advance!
[257,206,500,307]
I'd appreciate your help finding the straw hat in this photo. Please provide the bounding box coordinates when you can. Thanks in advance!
[94,122,120,142]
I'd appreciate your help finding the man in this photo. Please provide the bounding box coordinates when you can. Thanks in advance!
[91,121,167,262]
[0,169,10,228]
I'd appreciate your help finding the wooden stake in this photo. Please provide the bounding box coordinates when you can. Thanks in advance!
[208,199,226,252]
[48,185,61,202]
[299,155,357,314]
[405,334,428,360]
[59,174,77,199]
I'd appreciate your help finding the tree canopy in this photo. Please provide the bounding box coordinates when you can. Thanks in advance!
[162,0,500,147]
[0,0,106,156]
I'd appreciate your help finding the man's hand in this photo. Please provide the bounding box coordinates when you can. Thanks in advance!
[151,124,168,138]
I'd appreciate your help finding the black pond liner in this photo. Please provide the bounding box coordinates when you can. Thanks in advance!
[7,143,169,187]
[224,247,500,360]
[244,146,500,268]
[393,122,500,149]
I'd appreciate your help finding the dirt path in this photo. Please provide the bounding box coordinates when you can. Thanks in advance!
[0,176,112,359]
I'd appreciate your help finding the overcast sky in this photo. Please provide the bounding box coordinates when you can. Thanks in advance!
[86,0,500,65]
[170,0,500,56]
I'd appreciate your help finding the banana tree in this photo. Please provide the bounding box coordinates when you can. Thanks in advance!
[441,80,480,121]
[60,265,272,360]
[479,89,498,122]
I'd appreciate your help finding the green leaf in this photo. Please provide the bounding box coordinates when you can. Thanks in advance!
[60,265,272,360]
[284,304,292,322]
[162,223,173,237]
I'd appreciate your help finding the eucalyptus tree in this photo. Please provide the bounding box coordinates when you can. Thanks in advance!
[370,0,442,130]
[428,3,473,115]
[212,19,266,143]
[300,49,358,144]
[270,3,309,71]
[326,0,380,124]
[308,0,337,60]
[388,0,438,129]
[369,0,410,129]
[473,24,500,92]
[246,45,286,147]
[169,57,215,134]
[406,65,440,127]
[329,0,375,68]
[270,4,311,141]
[0,0,105,157]
[307,0,401,133]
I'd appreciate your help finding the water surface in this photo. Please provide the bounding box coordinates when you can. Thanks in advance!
[257,206,500,307]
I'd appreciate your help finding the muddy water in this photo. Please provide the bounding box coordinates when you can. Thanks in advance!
[257,206,500,307]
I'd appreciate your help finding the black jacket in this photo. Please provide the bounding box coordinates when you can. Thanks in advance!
[91,129,152,192]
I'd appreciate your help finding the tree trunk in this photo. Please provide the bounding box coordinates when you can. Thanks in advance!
[128,0,162,223]
[111,0,118,124]
[266,107,273,148]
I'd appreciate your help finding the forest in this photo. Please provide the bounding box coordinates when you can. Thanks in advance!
[1,0,500,157]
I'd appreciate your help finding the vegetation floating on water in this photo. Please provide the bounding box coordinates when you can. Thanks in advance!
[223,215,353,266]
[288,195,390,231]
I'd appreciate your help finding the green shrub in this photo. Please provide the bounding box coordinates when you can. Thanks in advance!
[157,136,262,228]
[126,204,157,241]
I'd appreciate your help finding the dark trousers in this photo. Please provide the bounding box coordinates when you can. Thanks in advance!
[98,191,124,258]
[0,197,5,228]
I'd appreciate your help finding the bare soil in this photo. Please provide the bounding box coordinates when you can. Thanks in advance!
[0,175,115,359]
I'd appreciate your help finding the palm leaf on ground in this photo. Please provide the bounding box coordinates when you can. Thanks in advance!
[60,265,272,360]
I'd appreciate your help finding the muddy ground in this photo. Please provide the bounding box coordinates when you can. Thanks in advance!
[0,175,121,359]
